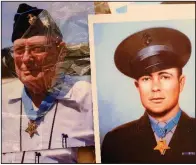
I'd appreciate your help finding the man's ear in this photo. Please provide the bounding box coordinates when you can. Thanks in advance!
[57,41,66,50]
[134,80,139,89]
[179,74,185,93]
[59,41,66,47]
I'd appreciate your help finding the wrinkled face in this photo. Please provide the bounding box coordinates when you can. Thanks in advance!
[13,36,59,93]
[135,68,185,115]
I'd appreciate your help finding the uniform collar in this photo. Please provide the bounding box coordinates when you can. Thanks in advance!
[139,110,191,132]
[8,80,72,103]
[148,113,174,127]
[7,80,23,102]
[147,109,181,126]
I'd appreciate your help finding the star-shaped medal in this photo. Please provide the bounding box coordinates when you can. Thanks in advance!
[154,139,170,155]
[25,120,38,138]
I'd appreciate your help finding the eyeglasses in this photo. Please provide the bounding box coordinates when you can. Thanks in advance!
[11,44,54,56]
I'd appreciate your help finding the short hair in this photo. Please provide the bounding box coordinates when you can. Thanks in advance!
[177,67,183,77]
[135,67,183,80]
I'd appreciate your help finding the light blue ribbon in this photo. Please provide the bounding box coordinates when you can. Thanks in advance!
[22,87,56,121]
[150,110,181,138]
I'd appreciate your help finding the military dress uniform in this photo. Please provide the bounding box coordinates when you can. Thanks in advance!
[101,27,196,163]
[101,111,196,163]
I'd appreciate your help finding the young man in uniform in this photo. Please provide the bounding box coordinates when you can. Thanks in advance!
[101,27,196,163]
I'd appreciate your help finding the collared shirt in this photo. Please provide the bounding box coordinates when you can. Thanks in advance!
[2,77,94,162]
[148,115,177,146]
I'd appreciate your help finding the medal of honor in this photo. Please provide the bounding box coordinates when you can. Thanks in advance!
[154,139,170,155]
[22,88,56,138]
[150,111,182,155]
[25,120,38,138]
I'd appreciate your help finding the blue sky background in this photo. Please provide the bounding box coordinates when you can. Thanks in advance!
[1,2,162,48]
[93,19,195,143]
[115,2,161,14]
[2,2,95,48]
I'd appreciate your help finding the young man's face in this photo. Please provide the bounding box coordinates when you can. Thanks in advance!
[13,36,59,93]
[135,68,185,115]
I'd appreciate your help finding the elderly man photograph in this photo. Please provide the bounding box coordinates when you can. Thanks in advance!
[101,27,196,163]
[2,3,94,163]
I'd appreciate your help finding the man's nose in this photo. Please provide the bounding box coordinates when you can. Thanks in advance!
[151,79,161,92]
[22,49,32,63]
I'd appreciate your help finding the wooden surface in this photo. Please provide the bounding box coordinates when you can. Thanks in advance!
[77,146,96,163]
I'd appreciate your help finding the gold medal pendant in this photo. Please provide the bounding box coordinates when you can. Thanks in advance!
[154,139,170,155]
[25,120,38,138]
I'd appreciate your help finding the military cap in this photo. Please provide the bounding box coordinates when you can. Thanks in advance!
[12,3,63,42]
[114,27,191,79]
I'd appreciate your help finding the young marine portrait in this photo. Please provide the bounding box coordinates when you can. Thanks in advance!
[88,5,195,163]
[101,27,196,163]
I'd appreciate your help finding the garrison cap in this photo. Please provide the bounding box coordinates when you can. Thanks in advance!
[114,27,191,79]
[12,3,63,43]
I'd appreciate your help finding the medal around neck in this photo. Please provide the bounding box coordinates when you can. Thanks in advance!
[25,120,38,138]
[151,110,181,155]
[22,87,56,137]
[154,139,170,155]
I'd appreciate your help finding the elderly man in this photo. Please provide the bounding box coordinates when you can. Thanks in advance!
[101,27,196,163]
[2,3,94,163]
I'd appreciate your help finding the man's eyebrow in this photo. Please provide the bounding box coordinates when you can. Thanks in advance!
[158,71,173,76]
[13,43,25,47]
[27,41,46,45]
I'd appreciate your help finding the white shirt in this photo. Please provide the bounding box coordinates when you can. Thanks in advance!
[2,78,94,162]
[2,148,77,163]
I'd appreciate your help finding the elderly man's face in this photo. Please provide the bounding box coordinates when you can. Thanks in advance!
[13,36,59,93]
[135,68,185,116]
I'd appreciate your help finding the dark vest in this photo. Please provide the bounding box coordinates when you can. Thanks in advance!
[101,111,196,163]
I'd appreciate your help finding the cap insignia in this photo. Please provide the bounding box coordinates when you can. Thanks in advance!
[143,32,152,46]
[27,14,37,25]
